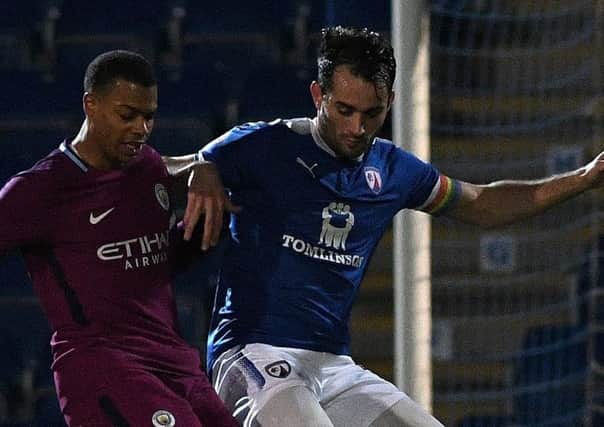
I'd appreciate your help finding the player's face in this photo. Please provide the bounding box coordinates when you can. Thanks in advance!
[86,79,157,169]
[311,65,393,160]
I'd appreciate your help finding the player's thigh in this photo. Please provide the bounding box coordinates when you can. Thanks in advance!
[256,385,334,427]
[58,367,202,427]
[322,363,435,427]
[212,343,323,426]
[368,398,444,427]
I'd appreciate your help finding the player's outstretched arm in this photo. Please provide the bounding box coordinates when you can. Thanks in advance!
[184,162,241,250]
[163,155,241,250]
[445,151,604,229]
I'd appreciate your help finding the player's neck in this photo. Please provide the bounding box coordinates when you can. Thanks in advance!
[71,120,112,171]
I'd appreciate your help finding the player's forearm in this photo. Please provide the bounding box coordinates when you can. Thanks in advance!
[162,154,201,177]
[452,167,591,228]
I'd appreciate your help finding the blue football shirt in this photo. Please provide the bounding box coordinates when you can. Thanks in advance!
[202,118,457,370]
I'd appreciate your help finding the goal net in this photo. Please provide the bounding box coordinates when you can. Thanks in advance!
[428,1,603,426]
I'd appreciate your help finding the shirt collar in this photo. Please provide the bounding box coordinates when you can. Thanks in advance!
[310,117,367,162]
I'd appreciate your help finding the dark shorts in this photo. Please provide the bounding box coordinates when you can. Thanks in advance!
[53,350,238,427]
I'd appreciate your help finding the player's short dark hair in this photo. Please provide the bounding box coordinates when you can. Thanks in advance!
[83,50,156,95]
[317,26,396,94]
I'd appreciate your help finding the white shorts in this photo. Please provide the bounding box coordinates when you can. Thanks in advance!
[211,343,412,427]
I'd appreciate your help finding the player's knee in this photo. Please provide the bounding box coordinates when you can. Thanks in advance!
[369,399,444,427]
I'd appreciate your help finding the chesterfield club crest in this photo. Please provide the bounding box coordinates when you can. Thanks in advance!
[364,167,382,194]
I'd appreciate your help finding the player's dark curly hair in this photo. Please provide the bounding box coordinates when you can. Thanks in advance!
[317,26,396,93]
[84,50,156,95]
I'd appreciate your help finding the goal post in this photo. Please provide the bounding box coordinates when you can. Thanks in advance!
[391,0,433,410]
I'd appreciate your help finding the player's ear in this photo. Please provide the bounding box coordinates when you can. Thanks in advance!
[310,81,323,110]
[83,92,97,116]
[387,91,395,111]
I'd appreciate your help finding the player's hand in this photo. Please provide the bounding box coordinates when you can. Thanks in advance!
[183,162,241,250]
[583,151,604,189]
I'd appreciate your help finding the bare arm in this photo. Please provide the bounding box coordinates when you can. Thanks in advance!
[162,154,199,177]
[446,151,604,228]
[162,155,240,250]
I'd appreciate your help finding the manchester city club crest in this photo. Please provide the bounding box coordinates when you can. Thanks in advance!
[154,183,170,211]
[364,167,382,194]
[152,410,175,427]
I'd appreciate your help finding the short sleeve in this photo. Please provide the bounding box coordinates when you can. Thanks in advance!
[200,122,271,189]
[0,172,53,252]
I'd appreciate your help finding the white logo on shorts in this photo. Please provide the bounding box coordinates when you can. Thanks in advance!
[152,410,175,427]
[265,360,291,378]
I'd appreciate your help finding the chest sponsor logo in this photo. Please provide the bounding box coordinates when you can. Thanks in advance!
[281,202,364,268]
[89,207,115,225]
[155,183,170,211]
[364,167,382,194]
[319,202,354,250]
[265,360,291,379]
[97,230,170,271]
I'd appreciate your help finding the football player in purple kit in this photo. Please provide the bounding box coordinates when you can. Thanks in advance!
[0,51,238,427]
[178,27,604,427]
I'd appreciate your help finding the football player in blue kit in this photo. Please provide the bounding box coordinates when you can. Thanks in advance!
[175,26,604,427]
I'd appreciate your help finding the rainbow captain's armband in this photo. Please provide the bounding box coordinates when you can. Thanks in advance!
[419,175,461,215]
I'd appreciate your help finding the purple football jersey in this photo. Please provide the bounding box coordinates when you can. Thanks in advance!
[0,140,200,376]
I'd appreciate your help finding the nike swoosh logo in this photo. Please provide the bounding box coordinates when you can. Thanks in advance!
[89,207,115,225]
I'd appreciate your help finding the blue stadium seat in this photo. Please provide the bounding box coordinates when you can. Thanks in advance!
[149,118,214,157]
[456,415,511,427]
[33,340,54,391]
[0,69,81,122]
[575,235,604,324]
[513,324,588,426]
[32,392,65,427]
[321,0,390,32]
[53,0,171,74]
[55,0,165,36]
[574,235,604,367]
[0,300,52,423]
[592,411,604,427]
[0,70,76,118]
[0,329,26,389]
[181,40,276,95]
[55,42,152,75]
[0,255,33,297]
[183,1,285,36]
[0,0,55,69]
[0,328,27,423]
[0,1,57,31]
[237,64,315,122]
[0,299,51,367]
[157,63,228,124]
[0,128,69,185]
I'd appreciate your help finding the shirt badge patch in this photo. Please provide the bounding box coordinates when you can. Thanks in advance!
[152,410,175,427]
[154,183,170,211]
[364,167,382,194]
[265,360,292,379]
